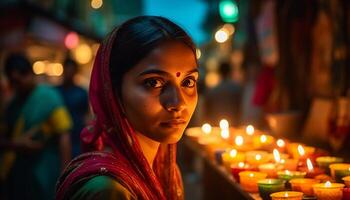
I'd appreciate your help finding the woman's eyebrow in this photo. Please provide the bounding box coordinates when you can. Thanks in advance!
[138,68,199,77]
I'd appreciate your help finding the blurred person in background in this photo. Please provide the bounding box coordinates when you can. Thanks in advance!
[56,58,89,157]
[0,53,72,200]
[203,61,243,126]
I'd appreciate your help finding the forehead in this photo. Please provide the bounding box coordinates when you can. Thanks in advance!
[130,41,197,75]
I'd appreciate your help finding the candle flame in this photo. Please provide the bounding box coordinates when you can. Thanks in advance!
[249,173,254,177]
[268,179,272,184]
[280,159,286,164]
[306,158,314,171]
[297,145,305,156]
[260,135,267,143]
[230,149,237,157]
[284,192,289,197]
[235,135,244,146]
[277,139,285,148]
[238,162,245,168]
[255,154,262,161]
[273,149,281,163]
[285,170,290,175]
[325,181,331,187]
[201,123,212,135]
[221,129,230,139]
[219,119,229,130]
[246,125,254,135]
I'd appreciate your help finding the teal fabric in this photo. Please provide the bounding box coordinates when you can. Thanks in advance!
[71,176,135,200]
[5,84,71,200]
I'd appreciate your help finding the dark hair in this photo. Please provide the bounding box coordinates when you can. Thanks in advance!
[109,16,197,94]
[4,53,33,77]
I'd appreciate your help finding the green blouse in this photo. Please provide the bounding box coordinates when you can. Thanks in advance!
[71,176,136,200]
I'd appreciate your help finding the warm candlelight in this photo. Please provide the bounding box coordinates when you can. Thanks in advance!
[299,158,325,178]
[239,171,267,193]
[201,123,212,135]
[230,162,255,182]
[273,149,281,163]
[221,149,245,171]
[277,139,285,148]
[279,159,298,171]
[312,181,344,200]
[289,178,320,196]
[297,145,305,157]
[235,135,244,146]
[270,191,303,200]
[219,119,229,130]
[253,134,275,150]
[246,151,270,167]
[277,170,306,181]
[288,143,315,159]
[258,179,285,200]
[258,163,283,178]
[246,125,255,135]
[221,128,230,139]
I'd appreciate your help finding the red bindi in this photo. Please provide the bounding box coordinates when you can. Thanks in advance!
[176,72,181,77]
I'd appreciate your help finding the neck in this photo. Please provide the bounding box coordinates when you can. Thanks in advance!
[135,132,160,170]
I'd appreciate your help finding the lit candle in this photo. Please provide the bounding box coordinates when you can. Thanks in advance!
[277,170,306,182]
[258,163,283,178]
[277,139,286,149]
[273,149,281,163]
[299,158,325,178]
[329,163,350,183]
[312,181,344,200]
[279,158,298,171]
[221,149,245,171]
[246,151,270,167]
[289,178,320,196]
[253,134,275,150]
[201,123,212,135]
[258,179,285,200]
[239,171,267,193]
[230,162,255,182]
[246,125,255,136]
[220,128,230,140]
[219,119,229,130]
[288,143,315,159]
[270,191,303,200]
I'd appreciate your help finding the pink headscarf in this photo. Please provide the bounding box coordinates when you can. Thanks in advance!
[56,27,183,200]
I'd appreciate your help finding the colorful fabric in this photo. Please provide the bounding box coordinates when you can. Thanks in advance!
[2,84,72,200]
[56,28,183,200]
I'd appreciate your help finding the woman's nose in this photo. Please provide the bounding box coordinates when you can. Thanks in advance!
[161,85,186,112]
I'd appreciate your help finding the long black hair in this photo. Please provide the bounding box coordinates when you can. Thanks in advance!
[109,16,197,93]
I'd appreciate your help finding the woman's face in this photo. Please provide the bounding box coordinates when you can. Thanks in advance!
[121,41,198,144]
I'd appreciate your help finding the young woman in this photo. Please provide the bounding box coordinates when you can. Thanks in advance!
[56,16,198,200]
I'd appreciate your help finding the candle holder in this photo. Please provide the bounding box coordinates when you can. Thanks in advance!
[221,149,245,171]
[239,171,268,193]
[270,191,303,200]
[246,151,270,167]
[258,179,285,200]
[289,178,320,196]
[259,163,284,178]
[316,156,343,174]
[298,166,325,178]
[277,170,306,189]
[342,176,350,187]
[230,162,256,182]
[329,163,350,183]
[312,181,344,200]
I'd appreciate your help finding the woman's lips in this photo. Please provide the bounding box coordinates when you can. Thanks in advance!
[160,119,187,128]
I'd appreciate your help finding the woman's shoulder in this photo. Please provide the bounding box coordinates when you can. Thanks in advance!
[71,175,136,200]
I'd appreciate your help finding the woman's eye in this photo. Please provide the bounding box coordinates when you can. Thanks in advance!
[182,78,196,88]
[144,78,164,89]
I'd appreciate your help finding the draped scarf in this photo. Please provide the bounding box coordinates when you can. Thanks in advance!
[55,27,183,200]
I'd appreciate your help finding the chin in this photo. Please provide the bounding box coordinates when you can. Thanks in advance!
[157,129,185,144]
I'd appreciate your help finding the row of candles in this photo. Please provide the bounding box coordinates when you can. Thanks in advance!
[186,120,350,200]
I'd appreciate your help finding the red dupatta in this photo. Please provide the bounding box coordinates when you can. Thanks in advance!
[56,28,183,200]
